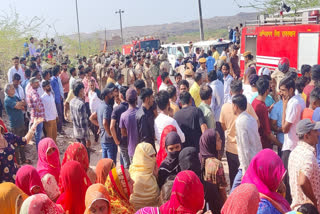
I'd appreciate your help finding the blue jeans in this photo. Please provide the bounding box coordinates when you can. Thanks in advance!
[119,137,130,169]
[31,122,43,152]
[230,169,242,193]
[101,140,118,163]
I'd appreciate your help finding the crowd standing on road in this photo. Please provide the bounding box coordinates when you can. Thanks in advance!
[1,33,320,214]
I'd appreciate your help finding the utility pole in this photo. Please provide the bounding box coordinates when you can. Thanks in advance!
[75,0,81,55]
[115,9,125,44]
[198,0,204,41]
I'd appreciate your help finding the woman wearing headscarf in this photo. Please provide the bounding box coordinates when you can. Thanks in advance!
[0,182,28,214]
[15,165,45,196]
[156,125,177,167]
[20,193,64,214]
[85,183,111,214]
[158,132,182,189]
[242,149,291,214]
[129,142,160,210]
[179,147,224,214]
[95,158,115,184]
[57,160,92,214]
[62,142,96,184]
[221,183,260,214]
[199,129,227,201]
[37,137,61,202]
[160,170,204,214]
[105,165,135,214]
[0,117,43,183]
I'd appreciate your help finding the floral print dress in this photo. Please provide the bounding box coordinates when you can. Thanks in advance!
[0,133,25,183]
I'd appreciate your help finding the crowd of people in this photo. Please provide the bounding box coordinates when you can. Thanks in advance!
[0,35,320,214]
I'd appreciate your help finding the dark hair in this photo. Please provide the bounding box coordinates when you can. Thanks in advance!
[78,65,84,70]
[208,71,217,82]
[134,79,145,89]
[125,59,132,67]
[207,50,212,56]
[79,70,85,76]
[279,77,295,91]
[69,67,76,75]
[156,90,170,110]
[140,88,153,101]
[230,80,243,93]
[73,81,85,97]
[167,85,177,99]
[84,67,92,74]
[212,46,217,50]
[19,57,26,63]
[100,88,112,100]
[221,63,230,70]
[232,94,247,111]
[52,65,60,76]
[178,79,189,89]
[285,71,298,80]
[31,70,39,78]
[13,73,21,81]
[174,73,182,80]
[25,69,32,78]
[12,56,19,61]
[194,73,202,82]
[116,73,124,81]
[161,72,169,82]
[295,77,308,94]
[29,62,37,70]
[42,70,51,79]
[311,65,320,82]
[310,87,320,104]
[256,76,270,95]
[200,85,212,100]
[179,91,192,105]
[297,203,319,214]
[301,64,311,76]
[119,86,129,100]
[42,80,51,88]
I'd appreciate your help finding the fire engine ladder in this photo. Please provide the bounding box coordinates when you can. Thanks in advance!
[245,8,320,26]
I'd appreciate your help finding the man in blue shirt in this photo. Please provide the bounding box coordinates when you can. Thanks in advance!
[206,50,215,72]
[270,100,284,156]
[4,83,26,164]
[50,65,63,133]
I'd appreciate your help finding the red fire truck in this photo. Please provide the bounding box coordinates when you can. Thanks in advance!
[240,8,320,76]
[122,37,161,55]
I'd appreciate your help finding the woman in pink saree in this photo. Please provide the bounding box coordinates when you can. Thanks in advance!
[241,149,291,214]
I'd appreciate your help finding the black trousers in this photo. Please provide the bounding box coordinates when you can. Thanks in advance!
[281,150,292,204]
[226,151,240,188]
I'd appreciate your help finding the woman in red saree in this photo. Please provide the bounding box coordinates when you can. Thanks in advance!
[15,165,45,196]
[62,142,96,184]
[160,170,204,214]
[57,160,92,214]
[156,125,177,167]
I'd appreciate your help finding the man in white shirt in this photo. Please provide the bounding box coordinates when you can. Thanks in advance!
[69,67,77,91]
[159,72,170,92]
[280,76,303,203]
[154,90,185,145]
[289,119,320,211]
[41,80,58,143]
[8,56,25,83]
[208,70,224,121]
[28,37,37,57]
[12,73,25,101]
[222,62,234,103]
[231,94,262,192]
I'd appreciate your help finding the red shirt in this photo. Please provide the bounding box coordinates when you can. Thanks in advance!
[301,108,314,120]
[303,84,314,107]
[252,98,272,149]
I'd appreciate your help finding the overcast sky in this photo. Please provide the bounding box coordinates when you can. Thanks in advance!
[2,0,255,36]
